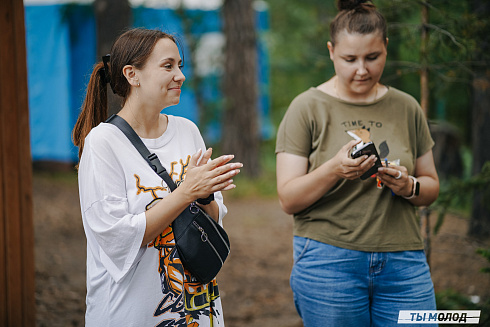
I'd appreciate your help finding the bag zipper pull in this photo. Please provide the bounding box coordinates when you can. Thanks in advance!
[193,221,208,242]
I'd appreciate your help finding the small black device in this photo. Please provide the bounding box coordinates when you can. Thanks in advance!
[351,142,383,180]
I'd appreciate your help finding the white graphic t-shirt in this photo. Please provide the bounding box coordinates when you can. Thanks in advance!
[78,115,226,326]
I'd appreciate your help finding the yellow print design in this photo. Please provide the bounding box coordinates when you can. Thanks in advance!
[134,156,221,326]
[168,155,191,188]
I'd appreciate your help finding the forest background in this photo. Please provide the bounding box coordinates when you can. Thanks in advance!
[18,0,490,325]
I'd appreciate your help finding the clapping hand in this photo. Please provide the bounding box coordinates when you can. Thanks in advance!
[183,148,243,200]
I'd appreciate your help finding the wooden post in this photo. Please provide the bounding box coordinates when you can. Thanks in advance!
[0,0,36,325]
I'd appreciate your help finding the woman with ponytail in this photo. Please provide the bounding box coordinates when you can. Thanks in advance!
[276,1,439,325]
[73,28,241,326]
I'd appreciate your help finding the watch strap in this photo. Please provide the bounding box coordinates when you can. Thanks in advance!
[197,193,215,205]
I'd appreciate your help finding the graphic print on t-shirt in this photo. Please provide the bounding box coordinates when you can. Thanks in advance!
[134,155,223,326]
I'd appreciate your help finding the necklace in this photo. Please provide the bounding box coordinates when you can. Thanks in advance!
[334,77,378,102]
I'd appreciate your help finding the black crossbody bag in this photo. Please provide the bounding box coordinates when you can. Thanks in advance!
[106,114,231,284]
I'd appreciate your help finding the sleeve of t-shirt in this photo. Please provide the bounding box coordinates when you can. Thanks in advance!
[275,92,313,158]
[414,103,435,158]
[79,130,146,283]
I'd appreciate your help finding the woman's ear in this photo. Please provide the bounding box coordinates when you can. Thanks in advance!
[122,65,139,86]
[327,41,334,61]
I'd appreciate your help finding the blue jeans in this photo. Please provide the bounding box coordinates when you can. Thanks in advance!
[290,237,437,327]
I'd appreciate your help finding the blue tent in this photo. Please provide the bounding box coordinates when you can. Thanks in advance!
[24,3,271,163]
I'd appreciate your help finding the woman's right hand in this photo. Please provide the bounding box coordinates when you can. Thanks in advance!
[180,148,243,202]
[331,140,377,180]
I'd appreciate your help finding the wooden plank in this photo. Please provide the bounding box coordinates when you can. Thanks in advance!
[1,1,24,323]
[0,0,35,325]
[0,0,15,324]
[13,0,35,324]
[0,86,7,327]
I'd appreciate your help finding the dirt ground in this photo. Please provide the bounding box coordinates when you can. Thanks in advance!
[33,171,490,327]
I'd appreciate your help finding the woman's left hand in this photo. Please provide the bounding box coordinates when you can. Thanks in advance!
[376,164,412,197]
[183,148,242,200]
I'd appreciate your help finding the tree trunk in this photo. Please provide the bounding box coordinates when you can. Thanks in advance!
[419,1,432,265]
[469,70,490,238]
[420,1,430,117]
[222,0,260,176]
[93,0,132,116]
[468,0,490,238]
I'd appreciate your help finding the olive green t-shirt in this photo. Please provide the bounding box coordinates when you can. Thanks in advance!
[276,87,434,252]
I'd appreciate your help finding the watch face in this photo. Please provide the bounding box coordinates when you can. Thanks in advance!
[414,180,420,196]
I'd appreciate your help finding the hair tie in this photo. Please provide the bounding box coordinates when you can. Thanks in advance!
[99,54,115,92]
[338,0,370,12]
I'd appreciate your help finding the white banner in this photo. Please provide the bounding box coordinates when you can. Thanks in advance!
[398,310,481,324]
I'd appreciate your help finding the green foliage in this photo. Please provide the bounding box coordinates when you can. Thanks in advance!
[229,140,278,199]
[229,173,277,199]
[476,248,490,274]
[265,0,336,125]
[433,161,490,234]
[436,289,490,326]
[378,0,475,135]
[436,289,480,311]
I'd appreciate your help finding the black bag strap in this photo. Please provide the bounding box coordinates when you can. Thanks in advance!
[105,114,177,192]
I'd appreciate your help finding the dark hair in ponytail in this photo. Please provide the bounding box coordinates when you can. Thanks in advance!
[72,61,107,160]
[330,0,387,46]
[72,28,179,160]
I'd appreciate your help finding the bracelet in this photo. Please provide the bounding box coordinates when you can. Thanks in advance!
[402,176,420,199]
[197,193,215,205]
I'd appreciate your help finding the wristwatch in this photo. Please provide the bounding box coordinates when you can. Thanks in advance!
[197,193,215,205]
[403,176,420,199]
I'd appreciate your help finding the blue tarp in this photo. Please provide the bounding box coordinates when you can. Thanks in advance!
[24,4,271,163]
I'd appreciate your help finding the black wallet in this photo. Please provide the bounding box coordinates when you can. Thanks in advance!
[351,142,383,180]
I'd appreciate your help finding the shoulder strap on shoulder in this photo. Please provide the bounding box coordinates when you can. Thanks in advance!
[105,114,177,191]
